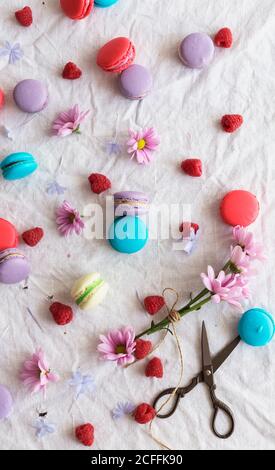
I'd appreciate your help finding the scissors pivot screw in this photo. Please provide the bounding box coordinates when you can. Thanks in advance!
[206,369,212,376]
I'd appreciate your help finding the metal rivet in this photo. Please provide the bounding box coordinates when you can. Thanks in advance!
[206,369,211,376]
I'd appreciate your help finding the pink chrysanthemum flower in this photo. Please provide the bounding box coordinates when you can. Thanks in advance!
[229,245,251,273]
[127,127,160,164]
[20,348,59,394]
[201,266,244,311]
[98,327,136,366]
[232,225,265,261]
[52,104,90,137]
[56,200,84,236]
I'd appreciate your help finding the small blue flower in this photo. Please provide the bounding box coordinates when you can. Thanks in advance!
[0,41,23,65]
[46,181,67,196]
[106,141,121,156]
[68,370,96,399]
[32,418,56,439]
[112,402,135,420]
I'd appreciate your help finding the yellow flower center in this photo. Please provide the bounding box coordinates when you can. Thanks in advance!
[116,345,126,354]
[137,139,146,150]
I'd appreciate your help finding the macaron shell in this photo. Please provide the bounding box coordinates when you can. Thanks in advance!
[13,79,48,113]
[0,219,18,251]
[119,64,153,100]
[109,216,149,254]
[95,0,119,7]
[238,308,275,347]
[79,282,109,310]
[97,37,135,73]
[0,249,31,284]
[0,385,13,420]
[179,33,214,69]
[220,190,259,227]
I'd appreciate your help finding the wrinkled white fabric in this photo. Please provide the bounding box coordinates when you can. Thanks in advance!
[0,0,274,450]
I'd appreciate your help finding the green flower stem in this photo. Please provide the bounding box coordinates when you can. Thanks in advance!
[135,260,233,340]
[135,295,212,339]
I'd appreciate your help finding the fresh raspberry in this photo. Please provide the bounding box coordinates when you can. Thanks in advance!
[145,357,163,378]
[144,295,165,315]
[214,28,233,48]
[179,222,200,235]
[62,62,82,80]
[221,114,243,133]
[49,302,73,326]
[181,159,202,177]
[22,227,44,247]
[134,403,156,424]
[134,339,152,360]
[15,6,33,27]
[75,423,94,447]
[88,173,111,194]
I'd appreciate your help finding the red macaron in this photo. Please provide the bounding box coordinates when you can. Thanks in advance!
[60,0,94,20]
[220,190,259,227]
[0,218,19,251]
[97,37,136,73]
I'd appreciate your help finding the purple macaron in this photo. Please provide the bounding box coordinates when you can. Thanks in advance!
[119,64,153,100]
[0,385,13,420]
[0,248,30,284]
[114,191,150,217]
[13,79,48,113]
[179,33,214,69]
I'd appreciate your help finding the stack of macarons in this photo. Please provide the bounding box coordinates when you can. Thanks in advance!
[109,191,149,254]
[60,0,119,20]
[0,218,30,284]
[97,37,153,100]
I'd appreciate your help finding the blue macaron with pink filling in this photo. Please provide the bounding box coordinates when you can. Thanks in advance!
[95,0,119,7]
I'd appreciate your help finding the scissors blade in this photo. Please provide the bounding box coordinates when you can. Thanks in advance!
[212,335,241,374]
[201,321,212,367]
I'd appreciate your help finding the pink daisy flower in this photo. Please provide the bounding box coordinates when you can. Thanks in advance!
[127,127,160,165]
[232,225,265,261]
[20,348,59,394]
[56,200,84,236]
[52,104,90,137]
[97,327,136,366]
[201,266,244,311]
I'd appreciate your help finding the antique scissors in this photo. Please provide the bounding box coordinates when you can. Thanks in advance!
[153,322,241,439]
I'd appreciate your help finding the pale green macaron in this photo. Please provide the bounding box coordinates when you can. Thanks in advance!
[71,273,109,311]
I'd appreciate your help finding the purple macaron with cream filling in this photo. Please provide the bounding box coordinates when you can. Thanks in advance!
[114,191,149,217]
[13,79,48,113]
[179,33,214,69]
[0,248,30,284]
[119,64,153,100]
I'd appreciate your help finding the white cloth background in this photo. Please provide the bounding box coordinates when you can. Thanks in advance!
[0,0,275,451]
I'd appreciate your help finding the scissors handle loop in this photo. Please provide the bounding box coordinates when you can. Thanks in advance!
[209,387,235,439]
[152,376,200,419]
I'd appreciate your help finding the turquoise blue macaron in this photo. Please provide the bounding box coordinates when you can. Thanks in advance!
[95,0,119,7]
[0,152,38,180]
[109,216,148,254]
[238,308,275,347]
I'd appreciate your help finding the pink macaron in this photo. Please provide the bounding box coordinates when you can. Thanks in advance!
[0,89,4,109]
[97,37,136,73]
